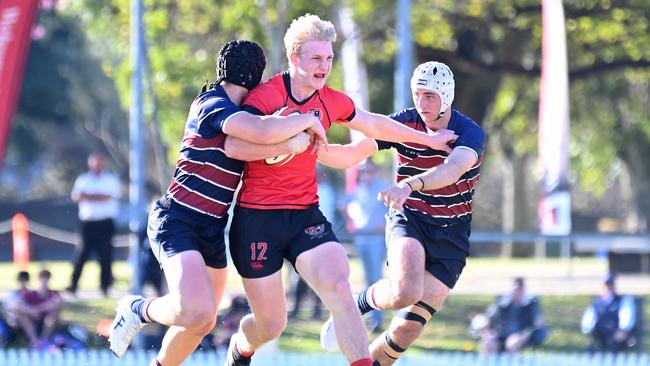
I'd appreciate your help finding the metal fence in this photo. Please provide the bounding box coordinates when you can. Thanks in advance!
[0,350,649,366]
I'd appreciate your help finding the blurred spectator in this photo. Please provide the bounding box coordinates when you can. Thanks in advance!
[68,152,121,297]
[4,271,41,347]
[581,273,638,353]
[211,295,251,351]
[476,277,548,354]
[346,160,388,333]
[34,270,64,342]
[0,307,12,347]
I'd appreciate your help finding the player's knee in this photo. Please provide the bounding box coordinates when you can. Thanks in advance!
[391,287,422,309]
[333,275,353,295]
[258,317,287,342]
[182,308,217,332]
[315,268,351,296]
[174,298,217,331]
[393,319,423,342]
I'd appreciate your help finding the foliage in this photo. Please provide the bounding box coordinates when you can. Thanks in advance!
[9,5,128,198]
[10,0,650,226]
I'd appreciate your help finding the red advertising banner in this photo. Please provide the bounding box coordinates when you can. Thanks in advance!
[0,0,39,168]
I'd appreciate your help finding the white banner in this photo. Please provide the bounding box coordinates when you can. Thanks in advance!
[539,0,571,235]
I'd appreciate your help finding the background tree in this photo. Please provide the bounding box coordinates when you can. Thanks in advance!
[7,0,650,234]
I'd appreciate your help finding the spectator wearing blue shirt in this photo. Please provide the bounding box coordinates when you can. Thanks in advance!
[480,277,548,354]
[581,273,637,352]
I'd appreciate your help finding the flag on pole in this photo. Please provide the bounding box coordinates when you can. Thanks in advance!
[0,0,39,169]
[538,0,571,235]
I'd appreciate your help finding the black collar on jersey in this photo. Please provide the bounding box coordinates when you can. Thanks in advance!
[283,71,319,105]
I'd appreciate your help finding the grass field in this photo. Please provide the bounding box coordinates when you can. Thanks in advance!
[2,259,648,353]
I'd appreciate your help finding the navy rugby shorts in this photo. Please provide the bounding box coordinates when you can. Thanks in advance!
[385,208,470,289]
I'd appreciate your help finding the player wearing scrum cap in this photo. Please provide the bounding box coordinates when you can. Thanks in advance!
[318,61,486,365]
[222,14,457,366]
[108,39,325,366]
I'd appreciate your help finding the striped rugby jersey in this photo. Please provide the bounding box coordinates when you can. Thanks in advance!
[165,85,245,219]
[377,108,486,227]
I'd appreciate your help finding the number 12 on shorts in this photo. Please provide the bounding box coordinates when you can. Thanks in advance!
[250,242,268,261]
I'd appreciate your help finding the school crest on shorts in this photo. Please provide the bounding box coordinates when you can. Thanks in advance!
[304,224,326,239]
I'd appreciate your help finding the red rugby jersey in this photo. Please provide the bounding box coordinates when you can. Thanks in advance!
[238,72,355,209]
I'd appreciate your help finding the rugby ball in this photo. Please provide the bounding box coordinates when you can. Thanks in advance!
[264,106,301,166]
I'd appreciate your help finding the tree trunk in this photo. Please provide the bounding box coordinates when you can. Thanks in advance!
[619,133,650,231]
[258,0,289,74]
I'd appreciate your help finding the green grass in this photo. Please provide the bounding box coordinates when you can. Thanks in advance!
[2,260,648,353]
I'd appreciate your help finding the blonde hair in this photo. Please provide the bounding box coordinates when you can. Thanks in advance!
[284,14,337,60]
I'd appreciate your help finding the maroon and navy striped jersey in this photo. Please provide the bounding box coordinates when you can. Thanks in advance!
[165,86,245,218]
[377,108,486,227]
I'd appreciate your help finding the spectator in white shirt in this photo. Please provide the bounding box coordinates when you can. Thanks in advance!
[67,153,121,297]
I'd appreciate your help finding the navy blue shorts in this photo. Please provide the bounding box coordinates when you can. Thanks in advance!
[147,197,228,269]
[229,205,339,278]
[385,208,470,289]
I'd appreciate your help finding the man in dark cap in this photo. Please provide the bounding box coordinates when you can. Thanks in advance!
[581,273,638,352]
[479,277,548,354]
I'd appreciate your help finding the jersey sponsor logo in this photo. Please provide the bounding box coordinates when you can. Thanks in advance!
[304,224,326,239]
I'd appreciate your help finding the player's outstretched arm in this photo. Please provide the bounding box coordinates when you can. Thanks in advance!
[224,132,311,161]
[222,112,323,145]
[346,108,457,153]
[317,138,377,169]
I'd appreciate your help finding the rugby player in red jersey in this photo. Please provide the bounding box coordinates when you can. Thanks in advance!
[108,40,326,366]
[318,61,486,365]
[223,14,457,366]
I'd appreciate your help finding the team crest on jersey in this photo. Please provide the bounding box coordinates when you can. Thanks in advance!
[308,108,322,120]
[304,224,326,239]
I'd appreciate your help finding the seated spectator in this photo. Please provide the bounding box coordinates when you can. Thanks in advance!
[477,277,548,354]
[4,270,64,349]
[581,273,637,353]
[0,308,12,347]
[4,271,42,347]
[34,270,64,342]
